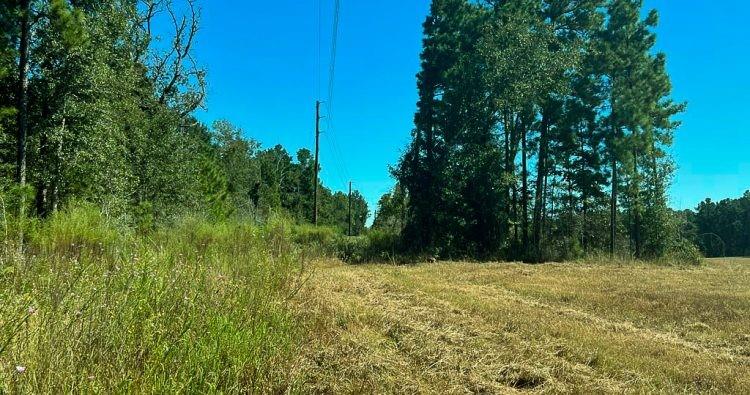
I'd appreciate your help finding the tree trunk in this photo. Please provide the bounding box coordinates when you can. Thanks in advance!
[567,167,574,238]
[610,154,617,258]
[503,112,511,239]
[512,179,518,246]
[521,120,529,252]
[425,124,435,247]
[633,148,641,259]
[16,0,30,187]
[582,191,588,253]
[532,111,550,262]
[37,131,48,216]
[542,171,548,241]
[579,134,588,253]
[52,118,65,213]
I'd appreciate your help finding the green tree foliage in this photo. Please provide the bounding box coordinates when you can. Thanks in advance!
[0,3,13,150]
[372,184,408,234]
[692,191,750,257]
[0,0,360,233]
[396,0,687,261]
[204,121,368,231]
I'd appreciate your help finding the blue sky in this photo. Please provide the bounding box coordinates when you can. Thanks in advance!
[186,0,749,219]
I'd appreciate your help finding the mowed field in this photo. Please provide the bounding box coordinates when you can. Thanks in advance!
[291,258,750,393]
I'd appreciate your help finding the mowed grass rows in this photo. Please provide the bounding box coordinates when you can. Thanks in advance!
[292,259,750,393]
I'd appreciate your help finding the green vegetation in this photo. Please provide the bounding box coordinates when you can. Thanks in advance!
[1,0,748,392]
[5,207,745,392]
[1,204,304,392]
[384,0,691,262]
[682,191,750,257]
[0,0,366,233]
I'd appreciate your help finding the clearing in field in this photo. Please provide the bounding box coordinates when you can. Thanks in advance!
[292,258,750,393]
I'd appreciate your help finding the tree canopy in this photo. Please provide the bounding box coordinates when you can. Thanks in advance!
[0,0,365,234]
[384,0,689,261]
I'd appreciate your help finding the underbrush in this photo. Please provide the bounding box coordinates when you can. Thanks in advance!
[575,241,704,267]
[291,225,402,264]
[0,204,304,393]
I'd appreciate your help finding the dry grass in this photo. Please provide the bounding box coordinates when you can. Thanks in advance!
[291,258,750,393]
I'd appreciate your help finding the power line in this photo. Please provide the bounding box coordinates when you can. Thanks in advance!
[324,0,350,192]
[313,0,351,197]
[327,0,341,108]
[316,0,322,100]
[323,130,349,189]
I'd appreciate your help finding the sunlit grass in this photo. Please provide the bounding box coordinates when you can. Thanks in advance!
[292,259,750,393]
[0,205,305,393]
[3,204,747,393]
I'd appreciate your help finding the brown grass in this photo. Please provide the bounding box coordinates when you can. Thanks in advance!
[290,258,750,393]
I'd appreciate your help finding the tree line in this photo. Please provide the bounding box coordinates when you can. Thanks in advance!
[374,0,694,262]
[679,191,750,258]
[0,0,367,234]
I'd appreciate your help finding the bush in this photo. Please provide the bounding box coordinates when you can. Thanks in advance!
[291,223,339,256]
[664,237,703,266]
[336,235,370,263]
[335,230,401,264]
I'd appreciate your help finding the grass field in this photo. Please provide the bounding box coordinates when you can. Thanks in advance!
[2,209,748,393]
[292,258,750,393]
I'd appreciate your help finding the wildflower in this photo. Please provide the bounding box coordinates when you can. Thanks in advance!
[27,306,37,315]
[15,365,26,374]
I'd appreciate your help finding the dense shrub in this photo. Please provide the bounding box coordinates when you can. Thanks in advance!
[29,202,128,260]
[334,230,401,264]
[291,224,339,257]
[664,237,703,266]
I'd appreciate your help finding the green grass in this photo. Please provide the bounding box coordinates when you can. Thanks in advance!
[0,205,305,393]
[3,205,748,393]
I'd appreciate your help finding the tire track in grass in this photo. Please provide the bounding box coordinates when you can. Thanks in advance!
[296,262,750,393]
[296,263,632,393]
[404,267,750,365]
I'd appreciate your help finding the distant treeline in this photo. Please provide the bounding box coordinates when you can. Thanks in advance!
[679,191,750,258]
[0,1,366,233]
[373,0,698,263]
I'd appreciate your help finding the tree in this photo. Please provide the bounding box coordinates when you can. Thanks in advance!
[597,0,684,258]
[212,120,260,215]
[396,0,479,254]
[372,184,408,234]
[694,192,750,257]
[396,0,684,261]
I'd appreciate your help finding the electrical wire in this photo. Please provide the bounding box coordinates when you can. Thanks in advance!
[313,0,351,193]
[323,0,351,192]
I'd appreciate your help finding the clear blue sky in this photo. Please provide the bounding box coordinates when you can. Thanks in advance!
[187,0,749,219]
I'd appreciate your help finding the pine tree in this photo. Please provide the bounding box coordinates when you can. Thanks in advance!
[598,0,683,258]
[396,0,477,254]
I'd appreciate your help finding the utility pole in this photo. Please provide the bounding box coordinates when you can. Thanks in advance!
[313,100,321,225]
[348,181,352,236]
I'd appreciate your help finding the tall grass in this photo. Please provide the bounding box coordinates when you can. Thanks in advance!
[0,204,304,393]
